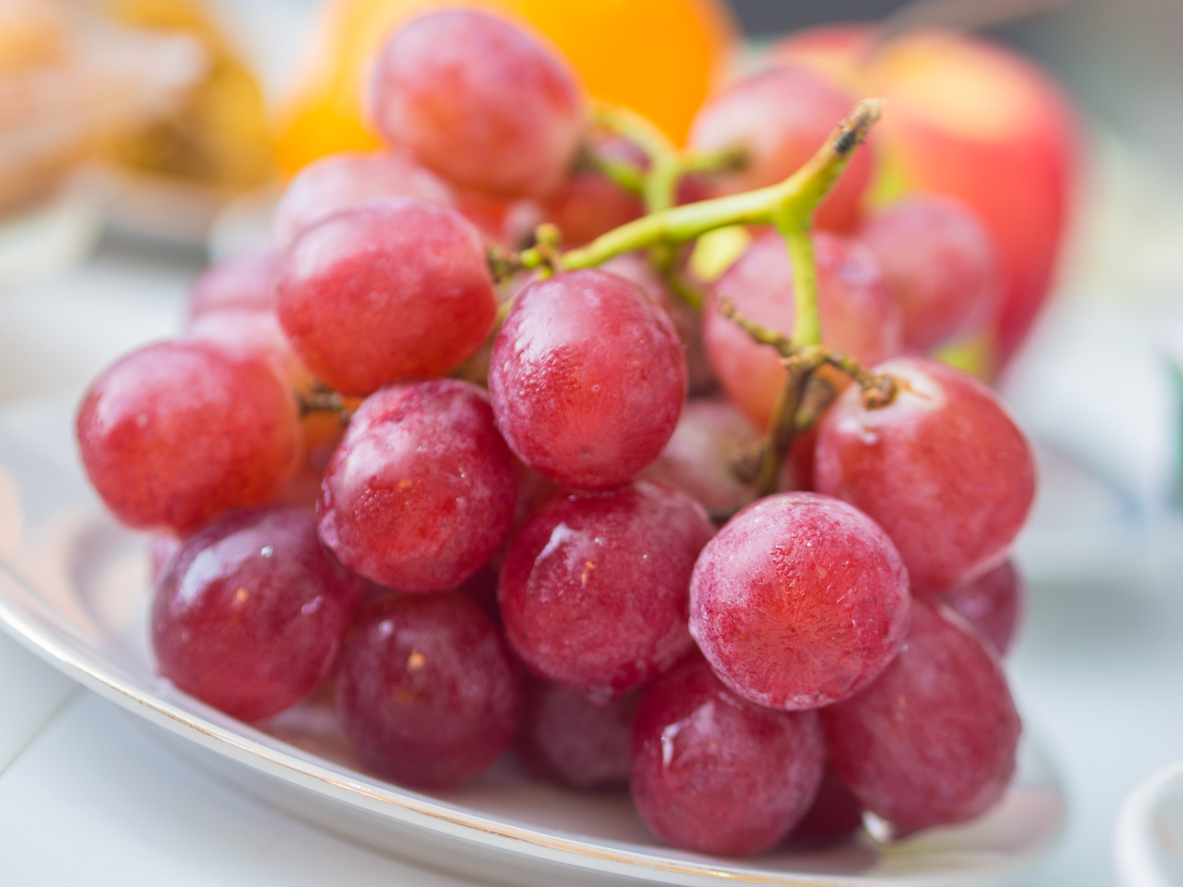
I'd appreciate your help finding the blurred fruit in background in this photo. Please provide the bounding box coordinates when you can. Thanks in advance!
[774,25,1078,375]
[273,0,737,176]
[102,0,274,193]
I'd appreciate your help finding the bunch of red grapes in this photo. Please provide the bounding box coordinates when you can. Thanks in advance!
[75,8,1036,857]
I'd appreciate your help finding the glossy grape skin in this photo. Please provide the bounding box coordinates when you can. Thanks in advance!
[272,150,456,249]
[489,269,687,490]
[688,65,873,231]
[499,481,713,700]
[187,253,275,320]
[821,601,1022,835]
[638,399,760,521]
[517,678,636,790]
[704,230,903,427]
[814,356,1036,593]
[791,765,864,845]
[152,506,365,722]
[937,559,1025,656]
[690,492,911,711]
[630,655,825,856]
[275,198,497,395]
[318,380,517,593]
[369,9,584,200]
[859,194,1002,352]
[337,592,520,789]
[77,341,300,533]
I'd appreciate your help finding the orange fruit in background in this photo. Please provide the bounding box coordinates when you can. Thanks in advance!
[273,0,737,176]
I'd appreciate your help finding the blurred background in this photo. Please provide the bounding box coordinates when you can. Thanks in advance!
[1,1,1182,885]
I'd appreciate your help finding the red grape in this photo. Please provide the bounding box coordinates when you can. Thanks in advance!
[689,492,911,710]
[937,559,1025,656]
[688,65,874,231]
[337,592,520,788]
[77,341,301,532]
[369,9,585,199]
[187,253,275,320]
[791,765,864,845]
[821,600,1022,835]
[814,356,1035,593]
[638,398,759,521]
[630,654,825,856]
[704,230,903,427]
[274,198,497,395]
[152,505,365,722]
[272,150,456,249]
[517,678,635,789]
[149,533,180,584]
[488,269,686,490]
[859,194,1002,352]
[499,481,713,700]
[601,252,714,395]
[318,379,517,593]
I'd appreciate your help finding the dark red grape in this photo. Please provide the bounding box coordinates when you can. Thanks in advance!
[76,341,301,532]
[859,194,1002,352]
[704,230,902,427]
[790,765,864,845]
[272,150,456,249]
[187,252,275,320]
[499,481,712,700]
[152,505,365,722]
[937,559,1026,656]
[489,269,686,490]
[821,600,1022,835]
[690,492,911,710]
[369,9,585,199]
[688,65,874,231]
[630,655,825,856]
[517,678,635,790]
[318,379,517,593]
[814,356,1035,593]
[638,398,759,520]
[337,592,520,788]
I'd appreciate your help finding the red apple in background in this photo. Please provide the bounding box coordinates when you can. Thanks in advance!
[775,26,1079,374]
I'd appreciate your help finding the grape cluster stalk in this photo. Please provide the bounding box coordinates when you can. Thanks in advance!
[74,6,1039,861]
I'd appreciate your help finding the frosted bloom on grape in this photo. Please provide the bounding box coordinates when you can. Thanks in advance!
[689,492,911,710]
[814,356,1035,593]
[369,9,584,199]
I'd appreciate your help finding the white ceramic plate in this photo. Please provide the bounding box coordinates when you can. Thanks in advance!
[0,396,1065,887]
[1114,761,1183,887]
